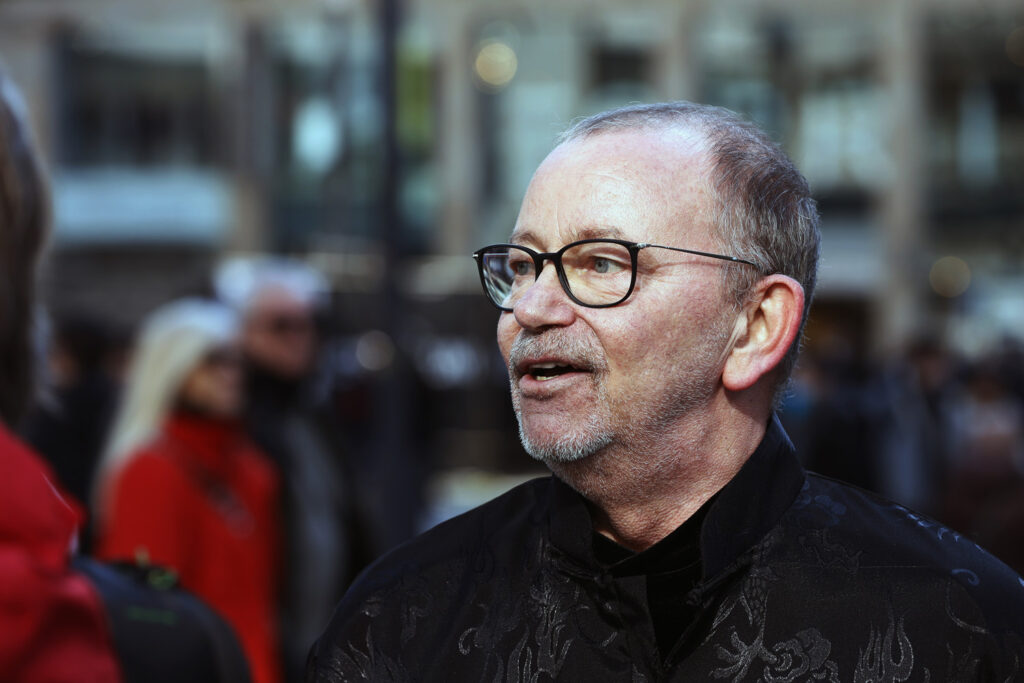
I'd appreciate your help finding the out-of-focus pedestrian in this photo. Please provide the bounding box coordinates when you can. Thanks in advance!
[22,312,121,551]
[94,298,283,683]
[942,358,1024,573]
[0,63,122,682]
[217,258,375,682]
[871,338,958,515]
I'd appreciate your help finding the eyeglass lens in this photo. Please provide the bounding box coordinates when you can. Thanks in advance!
[479,241,634,308]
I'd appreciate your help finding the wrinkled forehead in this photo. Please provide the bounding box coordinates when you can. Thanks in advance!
[512,127,716,247]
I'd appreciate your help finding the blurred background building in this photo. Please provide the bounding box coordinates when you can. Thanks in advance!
[1,0,1023,537]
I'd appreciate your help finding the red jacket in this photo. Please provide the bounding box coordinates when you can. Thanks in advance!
[97,413,282,683]
[0,422,122,682]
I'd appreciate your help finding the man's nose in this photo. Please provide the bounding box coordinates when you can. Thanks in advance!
[511,261,575,331]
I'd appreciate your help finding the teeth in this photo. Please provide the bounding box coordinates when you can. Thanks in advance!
[528,362,573,380]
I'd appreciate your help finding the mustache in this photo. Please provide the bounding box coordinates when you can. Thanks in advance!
[507,331,606,376]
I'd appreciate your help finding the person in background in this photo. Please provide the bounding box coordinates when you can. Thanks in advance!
[216,258,374,682]
[94,298,282,683]
[0,64,122,682]
[23,312,121,551]
[942,358,1024,574]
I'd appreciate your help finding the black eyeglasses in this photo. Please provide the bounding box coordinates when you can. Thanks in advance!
[472,238,758,311]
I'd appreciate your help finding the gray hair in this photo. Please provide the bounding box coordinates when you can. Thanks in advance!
[214,256,328,315]
[560,102,820,400]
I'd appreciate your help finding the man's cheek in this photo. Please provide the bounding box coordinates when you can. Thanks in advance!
[496,321,518,363]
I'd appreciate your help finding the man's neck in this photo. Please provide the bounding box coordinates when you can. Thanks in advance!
[550,402,768,552]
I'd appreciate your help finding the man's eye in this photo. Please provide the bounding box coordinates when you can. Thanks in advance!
[590,256,626,274]
[509,259,533,276]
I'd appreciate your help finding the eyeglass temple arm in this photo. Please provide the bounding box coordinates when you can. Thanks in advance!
[635,243,758,268]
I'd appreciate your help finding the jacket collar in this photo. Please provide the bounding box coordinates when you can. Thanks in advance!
[546,415,806,580]
[698,414,805,578]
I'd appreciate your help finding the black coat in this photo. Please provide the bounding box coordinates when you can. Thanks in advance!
[309,418,1024,681]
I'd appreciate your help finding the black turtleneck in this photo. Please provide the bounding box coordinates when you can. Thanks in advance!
[592,496,714,660]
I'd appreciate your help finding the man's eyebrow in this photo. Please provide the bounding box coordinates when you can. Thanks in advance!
[576,226,627,241]
[508,229,539,245]
[508,225,629,245]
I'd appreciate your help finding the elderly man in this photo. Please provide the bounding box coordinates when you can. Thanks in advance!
[308,102,1024,681]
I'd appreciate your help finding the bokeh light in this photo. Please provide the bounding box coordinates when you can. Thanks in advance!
[355,329,395,371]
[473,39,517,90]
[929,256,972,298]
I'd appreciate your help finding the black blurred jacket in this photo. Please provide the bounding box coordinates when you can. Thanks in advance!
[244,366,376,683]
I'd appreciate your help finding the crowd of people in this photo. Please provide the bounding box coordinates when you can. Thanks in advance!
[0,61,378,681]
[32,267,379,683]
[782,336,1024,574]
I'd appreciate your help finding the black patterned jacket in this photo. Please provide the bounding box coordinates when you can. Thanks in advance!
[308,418,1024,682]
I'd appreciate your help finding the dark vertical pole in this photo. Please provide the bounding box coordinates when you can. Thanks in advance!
[241,21,273,252]
[373,0,419,548]
[380,0,400,249]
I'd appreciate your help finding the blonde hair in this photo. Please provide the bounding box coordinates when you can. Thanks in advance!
[94,298,238,520]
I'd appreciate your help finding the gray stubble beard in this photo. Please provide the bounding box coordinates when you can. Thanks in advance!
[510,375,614,465]
[507,331,613,466]
[507,311,733,476]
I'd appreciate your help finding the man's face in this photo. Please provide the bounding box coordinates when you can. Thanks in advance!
[242,287,317,381]
[497,128,738,466]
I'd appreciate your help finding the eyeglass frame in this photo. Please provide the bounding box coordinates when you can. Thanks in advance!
[472,238,760,311]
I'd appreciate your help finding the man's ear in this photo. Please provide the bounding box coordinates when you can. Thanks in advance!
[722,274,805,393]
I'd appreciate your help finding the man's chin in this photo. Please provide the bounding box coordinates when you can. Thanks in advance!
[518,424,612,465]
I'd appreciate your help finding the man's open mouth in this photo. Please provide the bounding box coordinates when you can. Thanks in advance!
[520,360,593,382]
[528,362,579,381]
